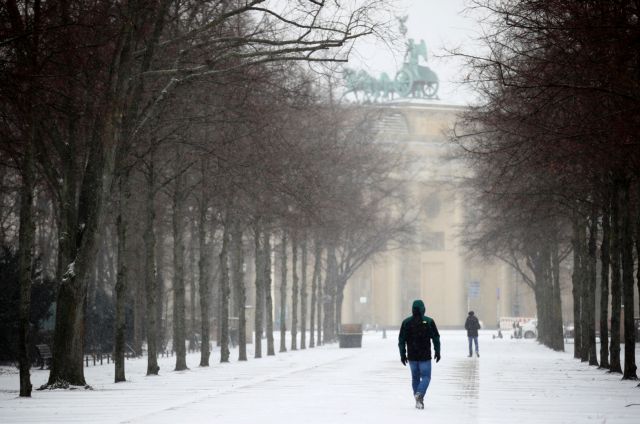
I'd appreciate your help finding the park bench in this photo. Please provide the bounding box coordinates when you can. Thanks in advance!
[35,344,52,369]
[125,343,138,358]
[338,323,363,348]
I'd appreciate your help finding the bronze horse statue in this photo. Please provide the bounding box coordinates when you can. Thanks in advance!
[343,38,439,101]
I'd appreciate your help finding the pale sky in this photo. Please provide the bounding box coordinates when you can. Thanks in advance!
[348,0,482,105]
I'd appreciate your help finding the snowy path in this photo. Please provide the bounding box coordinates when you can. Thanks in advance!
[1,330,639,423]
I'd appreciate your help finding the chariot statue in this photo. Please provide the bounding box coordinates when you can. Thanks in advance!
[394,38,439,98]
[343,19,440,102]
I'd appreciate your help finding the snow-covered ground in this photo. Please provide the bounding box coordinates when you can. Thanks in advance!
[1,330,639,423]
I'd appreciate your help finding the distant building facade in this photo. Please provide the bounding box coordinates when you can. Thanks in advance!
[341,101,538,329]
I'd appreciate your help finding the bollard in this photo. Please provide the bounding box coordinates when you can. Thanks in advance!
[85,356,89,367]
[100,354,103,365]
[93,354,96,366]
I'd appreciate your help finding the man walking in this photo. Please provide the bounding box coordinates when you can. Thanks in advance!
[465,311,481,357]
[398,299,441,409]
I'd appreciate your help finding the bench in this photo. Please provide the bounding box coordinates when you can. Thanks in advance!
[35,344,52,369]
[125,343,137,358]
[338,324,363,348]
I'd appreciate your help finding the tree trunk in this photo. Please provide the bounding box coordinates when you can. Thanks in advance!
[36,194,54,276]
[636,180,640,381]
[291,234,299,351]
[189,219,198,352]
[48,212,97,387]
[231,219,247,361]
[570,217,585,360]
[529,239,563,351]
[132,268,144,357]
[198,174,211,367]
[550,240,564,351]
[18,136,35,396]
[620,180,637,380]
[264,231,275,356]
[114,172,130,382]
[599,197,610,369]
[586,207,598,366]
[300,236,308,350]
[49,226,87,388]
[172,171,188,371]
[54,148,77,285]
[570,220,583,360]
[529,250,546,344]
[93,240,101,302]
[155,223,165,356]
[609,182,622,373]
[254,226,264,359]
[219,220,231,363]
[336,281,345,335]
[309,240,320,348]
[323,244,337,343]
[48,122,113,388]
[279,232,287,353]
[144,157,159,375]
[578,220,590,362]
[316,245,323,346]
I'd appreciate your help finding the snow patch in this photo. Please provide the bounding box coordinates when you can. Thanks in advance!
[61,261,75,283]
[0,331,638,423]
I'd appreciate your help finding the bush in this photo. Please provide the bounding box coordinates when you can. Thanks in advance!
[0,246,56,363]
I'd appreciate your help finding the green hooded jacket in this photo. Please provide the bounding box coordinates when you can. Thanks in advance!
[398,299,441,361]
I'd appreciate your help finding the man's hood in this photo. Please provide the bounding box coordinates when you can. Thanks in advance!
[412,299,425,316]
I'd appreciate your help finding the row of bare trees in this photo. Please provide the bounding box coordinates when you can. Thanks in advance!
[1,0,411,397]
[455,0,639,381]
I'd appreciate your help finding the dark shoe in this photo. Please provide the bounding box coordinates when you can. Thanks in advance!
[476,352,480,357]
[414,393,424,409]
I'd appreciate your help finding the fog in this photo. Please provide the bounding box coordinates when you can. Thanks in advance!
[0,0,638,421]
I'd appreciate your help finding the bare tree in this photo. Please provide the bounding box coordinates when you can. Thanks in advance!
[143,146,160,374]
[218,214,231,363]
[609,187,623,373]
[198,159,212,367]
[599,194,610,369]
[279,232,288,353]
[309,239,322,348]
[253,224,265,359]
[300,235,308,349]
[17,143,35,396]
[0,0,390,387]
[454,0,640,367]
[231,216,247,361]
[172,152,188,371]
[114,170,130,382]
[291,234,299,350]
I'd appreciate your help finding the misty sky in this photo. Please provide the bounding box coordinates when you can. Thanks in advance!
[349,0,482,105]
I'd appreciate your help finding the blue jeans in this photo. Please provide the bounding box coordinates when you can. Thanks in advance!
[468,336,479,355]
[409,360,432,396]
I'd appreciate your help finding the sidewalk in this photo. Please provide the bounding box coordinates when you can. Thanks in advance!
[0,330,638,423]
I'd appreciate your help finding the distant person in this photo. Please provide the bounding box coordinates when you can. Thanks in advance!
[465,311,481,357]
[398,299,441,410]
[513,321,522,339]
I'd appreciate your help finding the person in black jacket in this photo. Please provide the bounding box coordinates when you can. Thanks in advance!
[465,311,481,357]
[398,299,441,409]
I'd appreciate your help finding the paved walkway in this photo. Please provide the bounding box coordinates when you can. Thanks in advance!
[1,330,638,423]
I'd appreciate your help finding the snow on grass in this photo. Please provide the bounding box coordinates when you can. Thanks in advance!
[0,330,638,423]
